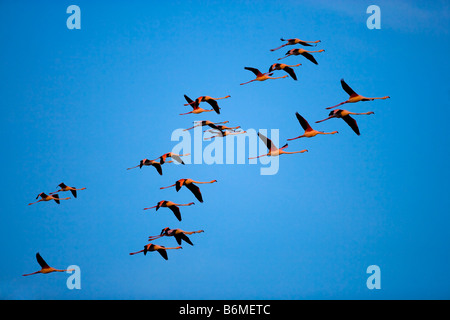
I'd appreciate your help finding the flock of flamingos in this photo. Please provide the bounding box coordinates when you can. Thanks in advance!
[23,37,389,276]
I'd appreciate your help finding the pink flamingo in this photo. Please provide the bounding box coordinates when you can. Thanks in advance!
[315,109,374,136]
[270,38,321,51]
[288,112,338,140]
[249,132,308,159]
[23,253,74,276]
[326,79,390,110]
[240,67,287,85]
[129,243,182,260]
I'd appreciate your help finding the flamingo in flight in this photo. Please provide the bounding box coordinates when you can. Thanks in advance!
[205,123,241,132]
[148,227,205,246]
[153,152,190,165]
[270,38,321,51]
[127,159,162,175]
[50,183,86,198]
[23,253,74,276]
[315,109,374,136]
[160,179,217,203]
[184,120,230,131]
[183,95,231,115]
[28,192,70,205]
[204,129,247,140]
[240,67,287,85]
[278,48,325,65]
[326,79,390,110]
[249,132,308,159]
[129,243,182,260]
[180,95,219,115]
[287,112,338,141]
[143,200,195,221]
[268,63,301,80]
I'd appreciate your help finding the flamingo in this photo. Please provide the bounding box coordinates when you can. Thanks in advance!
[23,253,74,276]
[160,179,217,203]
[28,192,70,205]
[326,79,390,110]
[184,120,230,131]
[278,48,325,65]
[204,130,247,140]
[270,38,321,51]
[205,124,241,132]
[143,200,195,221]
[180,95,218,115]
[249,132,308,159]
[129,243,182,260]
[240,67,287,85]
[315,109,374,136]
[183,95,231,115]
[148,227,205,246]
[127,159,162,175]
[268,63,301,80]
[287,112,338,141]
[50,183,86,198]
[153,152,190,165]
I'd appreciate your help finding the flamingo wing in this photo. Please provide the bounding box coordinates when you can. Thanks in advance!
[257,132,277,151]
[70,189,77,198]
[52,193,60,204]
[184,94,199,109]
[301,52,318,65]
[342,115,360,135]
[175,180,182,192]
[157,248,168,260]
[295,112,312,131]
[152,162,163,175]
[282,66,297,80]
[268,64,278,73]
[170,154,185,165]
[340,79,359,98]
[244,67,263,77]
[185,183,203,203]
[298,40,314,47]
[36,253,50,269]
[206,99,220,114]
[177,233,194,246]
[168,205,182,221]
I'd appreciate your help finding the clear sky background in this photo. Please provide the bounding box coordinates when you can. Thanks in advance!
[0,0,449,299]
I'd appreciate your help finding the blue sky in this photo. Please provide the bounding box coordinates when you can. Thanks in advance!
[0,0,449,299]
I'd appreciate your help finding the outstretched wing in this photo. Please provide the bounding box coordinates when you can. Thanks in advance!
[36,252,50,269]
[178,233,194,246]
[244,67,263,77]
[152,162,163,175]
[185,183,203,203]
[295,112,312,131]
[257,132,277,151]
[52,193,60,204]
[342,115,360,135]
[268,64,278,73]
[206,99,220,114]
[175,180,182,192]
[340,79,358,98]
[282,66,297,80]
[301,52,318,65]
[184,94,199,109]
[168,205,182,221]
[171,154,185,165]
[206,122,220,131]
[298,40,314,47]
[157,248,168,260]
[70,189,77,198]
